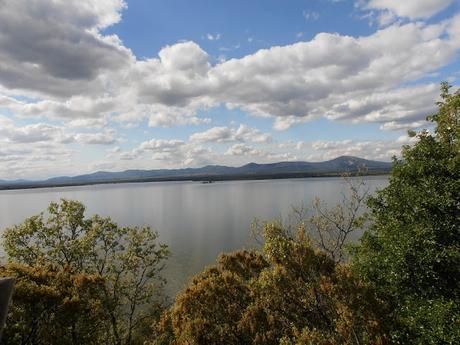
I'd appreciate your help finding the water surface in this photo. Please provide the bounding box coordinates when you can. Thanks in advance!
[0,176,388,295]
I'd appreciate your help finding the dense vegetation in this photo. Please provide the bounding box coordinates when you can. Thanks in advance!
[352,82,460,343]
[151,227,391,344]
[1,200,169,345]
[1,83,458,344]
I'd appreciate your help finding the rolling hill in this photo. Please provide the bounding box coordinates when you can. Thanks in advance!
[0,156,392,190]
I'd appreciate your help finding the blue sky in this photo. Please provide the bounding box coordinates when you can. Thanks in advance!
[0,0,459,179]
[104,1,373,58]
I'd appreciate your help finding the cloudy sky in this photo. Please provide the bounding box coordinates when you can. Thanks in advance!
[0,0,459,180]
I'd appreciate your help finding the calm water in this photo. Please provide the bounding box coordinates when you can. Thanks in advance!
[0,176,388,295]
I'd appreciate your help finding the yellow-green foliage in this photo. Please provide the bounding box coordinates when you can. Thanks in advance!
[2,199,169,345]
[0,263,105,345]
[152,224,390,345]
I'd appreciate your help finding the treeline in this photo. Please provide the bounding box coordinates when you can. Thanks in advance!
[1,83,459,344]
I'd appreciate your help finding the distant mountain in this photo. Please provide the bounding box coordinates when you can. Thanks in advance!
[0,156,392,190]
[0,178,30,186]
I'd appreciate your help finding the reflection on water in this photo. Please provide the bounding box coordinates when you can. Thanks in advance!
[0,176,388,295]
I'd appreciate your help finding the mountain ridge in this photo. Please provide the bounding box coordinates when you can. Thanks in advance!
[0,156,392,190]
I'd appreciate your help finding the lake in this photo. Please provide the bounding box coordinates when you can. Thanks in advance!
[0,176,388,296]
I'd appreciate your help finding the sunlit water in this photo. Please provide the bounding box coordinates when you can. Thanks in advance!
[0,176,388,296]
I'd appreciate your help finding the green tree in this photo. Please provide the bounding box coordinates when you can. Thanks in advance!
[2,199,169,345]
[352,82,460,344]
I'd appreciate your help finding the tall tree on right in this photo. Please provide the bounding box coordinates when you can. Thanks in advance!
[352,82,460,344]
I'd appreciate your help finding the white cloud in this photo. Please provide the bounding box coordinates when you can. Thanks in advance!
[0,115,122,178]
[324,84,440,125]
[107,139,215,168]
[0,111,119,147]
[190,125,272,143]
[0,122,61,144]
[190,127,235,143]
[362,0,454,20]
[68,118,110,129]
[107,146,121,154]
[138,139,185,152]
[223,143,298,161]
[147,112,211,128]
[2,3,459,132]
[302,136,417,161]
[206,33,221,41]
[0,0,458,179]
[0,0,132,98]
[379,120,429,131]
[303,10,320,21]
[312,140,354,151]
[74,130,117,145]
[0,120,78,179]
[225,143,263,156]
[7,96,117,121]
[211,19,459,129]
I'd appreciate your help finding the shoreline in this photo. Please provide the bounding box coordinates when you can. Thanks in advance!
[0,170,391,191]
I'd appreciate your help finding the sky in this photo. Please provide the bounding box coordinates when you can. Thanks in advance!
[0,0,459,180]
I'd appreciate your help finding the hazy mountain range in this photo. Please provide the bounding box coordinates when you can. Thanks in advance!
[0,156,392,190]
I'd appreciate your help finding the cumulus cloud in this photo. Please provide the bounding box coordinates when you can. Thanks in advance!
[312,140,354,151]
[138,139,185,152]
[224,143,298,162]
[106,139,188,162]
[206,33,221,41]
[0,116,121,179]
[0,119,74,179]
[109,41,217,127]
[190,125,272,143]
[325,84,440,124]
[147,112,212,128]
[0,0,458,178]
[108,139,214,168]
[379,120,429,131]
[301,136,417,161]
[225,143,264,156]
[107,137,301,172]
[361,0,454,21]
[209,19,460,129]
[0,113,118,146]
[0,122,61,144]
[2,1,459,131]
[74,130,117,145]
[6,96,117,120]
[0,0,131,97]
